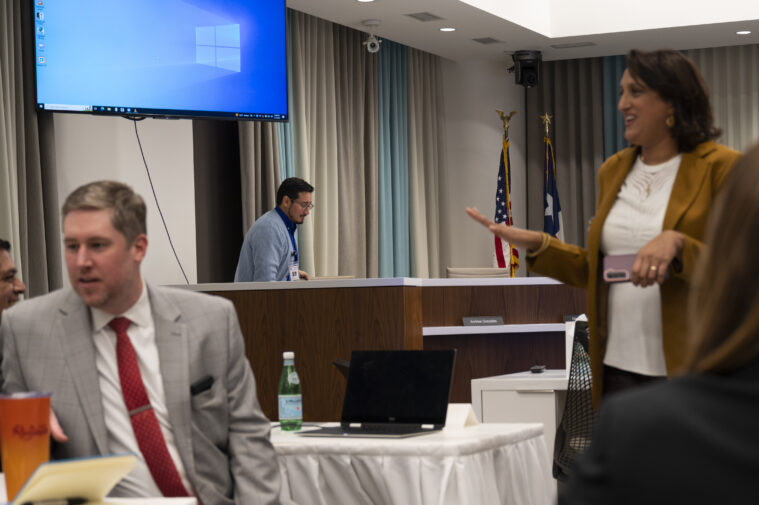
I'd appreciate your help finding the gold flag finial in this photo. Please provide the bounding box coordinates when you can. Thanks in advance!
[540,112,552,137]
[496,109,518,136]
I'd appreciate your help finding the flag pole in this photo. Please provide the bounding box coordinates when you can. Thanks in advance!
[493,109,520,276]
[541,112,564,241]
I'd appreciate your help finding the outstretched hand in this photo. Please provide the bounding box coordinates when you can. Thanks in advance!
[465,207,544,252]
[631,230,685,287]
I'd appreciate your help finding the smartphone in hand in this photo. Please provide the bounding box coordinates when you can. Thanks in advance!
[602,254,636,283]
[603,253,669,283]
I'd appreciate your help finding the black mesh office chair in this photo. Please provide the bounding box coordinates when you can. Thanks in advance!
[553,320,597,480]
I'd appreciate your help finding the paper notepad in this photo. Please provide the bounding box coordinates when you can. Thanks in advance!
[11,454,137,505]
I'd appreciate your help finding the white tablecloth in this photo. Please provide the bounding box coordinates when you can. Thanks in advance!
[272,423,555,505]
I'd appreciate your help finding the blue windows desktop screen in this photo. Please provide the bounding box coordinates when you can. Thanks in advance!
[33,0,287,120]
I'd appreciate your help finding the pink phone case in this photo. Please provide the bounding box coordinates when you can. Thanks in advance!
[602,254,637,283]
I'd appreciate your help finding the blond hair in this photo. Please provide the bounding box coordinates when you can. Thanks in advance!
[62,181,146,244]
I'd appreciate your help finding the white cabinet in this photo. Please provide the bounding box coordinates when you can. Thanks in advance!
[471,370,568,462]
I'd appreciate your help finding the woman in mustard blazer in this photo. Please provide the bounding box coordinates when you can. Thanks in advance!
[468,49,740,407]
[561,141,759,505]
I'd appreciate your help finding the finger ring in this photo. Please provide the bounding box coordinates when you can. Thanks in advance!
[650,265,658,271]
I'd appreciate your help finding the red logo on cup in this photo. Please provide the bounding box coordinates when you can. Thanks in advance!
[13,424,49,440]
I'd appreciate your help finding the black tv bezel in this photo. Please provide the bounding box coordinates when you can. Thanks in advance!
[29,0,289,122]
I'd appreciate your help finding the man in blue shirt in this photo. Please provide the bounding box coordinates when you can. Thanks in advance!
[234,178,314,282]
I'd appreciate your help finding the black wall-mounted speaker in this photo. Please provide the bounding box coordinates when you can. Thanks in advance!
[513,50,542,88]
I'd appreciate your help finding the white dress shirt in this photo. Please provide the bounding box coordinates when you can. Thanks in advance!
[91,283,193,496]
[601,154,681,376]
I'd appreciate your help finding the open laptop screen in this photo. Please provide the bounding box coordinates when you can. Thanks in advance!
[341,350,456,426]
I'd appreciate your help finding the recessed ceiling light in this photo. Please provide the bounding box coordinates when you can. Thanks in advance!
[736,30,751,35]
[357,0,375,3]
[440,27,456,32]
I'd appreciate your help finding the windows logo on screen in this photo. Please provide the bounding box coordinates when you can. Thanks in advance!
[195,24,240,72]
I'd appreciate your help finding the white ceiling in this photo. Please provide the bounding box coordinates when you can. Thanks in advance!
[286,0,759,62]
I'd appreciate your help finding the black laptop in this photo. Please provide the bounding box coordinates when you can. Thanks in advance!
[297,349,456,438]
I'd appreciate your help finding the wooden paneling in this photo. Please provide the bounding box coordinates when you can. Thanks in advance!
[425,332,565,403]
[203,280,585,422]
[208,286,423,421]
[422,284,586,326]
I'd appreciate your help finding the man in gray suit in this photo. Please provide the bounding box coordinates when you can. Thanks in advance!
[1,181,284,505]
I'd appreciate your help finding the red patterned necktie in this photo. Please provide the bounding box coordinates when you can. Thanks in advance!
[109,317,191,497]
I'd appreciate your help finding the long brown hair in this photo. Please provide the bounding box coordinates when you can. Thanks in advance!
[684,143,759,373]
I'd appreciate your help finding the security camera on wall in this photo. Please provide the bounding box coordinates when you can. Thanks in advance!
[364,34,381,53]
[512,50,542,88]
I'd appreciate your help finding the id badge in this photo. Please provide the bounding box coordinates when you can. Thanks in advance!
[289,264,300,281]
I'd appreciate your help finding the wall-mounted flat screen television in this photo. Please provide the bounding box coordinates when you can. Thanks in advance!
[32,0,287,121]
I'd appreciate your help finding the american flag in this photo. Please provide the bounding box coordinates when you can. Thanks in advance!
[493,135,519,276]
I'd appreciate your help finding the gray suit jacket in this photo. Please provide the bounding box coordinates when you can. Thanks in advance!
[1,285,283,505]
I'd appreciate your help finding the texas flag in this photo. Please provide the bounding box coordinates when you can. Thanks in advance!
[543,135,564,240]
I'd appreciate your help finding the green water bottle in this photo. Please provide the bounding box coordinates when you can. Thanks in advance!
[278,351,302,431]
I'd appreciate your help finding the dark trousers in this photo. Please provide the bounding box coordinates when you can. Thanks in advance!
[603,365,665,397]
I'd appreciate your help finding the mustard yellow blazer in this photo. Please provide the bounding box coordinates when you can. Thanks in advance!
[527,141,740,406]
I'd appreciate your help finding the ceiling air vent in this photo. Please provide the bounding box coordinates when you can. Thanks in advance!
[472,37,501,45]
[549,41,596,49]
[405,12,444,22]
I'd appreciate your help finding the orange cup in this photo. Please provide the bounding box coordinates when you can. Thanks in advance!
[0,393,51,502]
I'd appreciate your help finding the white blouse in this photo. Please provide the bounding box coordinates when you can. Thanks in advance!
[600,154,681,376]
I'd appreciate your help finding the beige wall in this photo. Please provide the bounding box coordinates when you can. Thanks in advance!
[440,59,528,276]
[54,114,197,286]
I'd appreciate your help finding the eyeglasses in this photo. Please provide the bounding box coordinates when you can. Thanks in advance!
[293,200,314,210]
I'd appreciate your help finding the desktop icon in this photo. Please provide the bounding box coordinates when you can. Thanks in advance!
[37,25,44,34]
[38,56,45,64]
[36,11,44,21]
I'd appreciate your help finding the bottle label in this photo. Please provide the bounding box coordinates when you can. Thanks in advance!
[278,394,302,420]
[288,372,300,385]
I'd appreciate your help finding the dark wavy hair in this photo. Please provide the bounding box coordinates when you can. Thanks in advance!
[626,49,721,152]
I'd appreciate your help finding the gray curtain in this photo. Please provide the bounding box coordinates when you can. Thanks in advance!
[602,55,627,159]
[685,44,759,152]
[333,24,379,278]
[239,122,281,231]
[407,48,445,278]
[0,0,61,295]
[526,57,606,249]
[237,9,448,279]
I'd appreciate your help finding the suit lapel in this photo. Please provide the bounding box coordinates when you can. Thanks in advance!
[662,143,714,230]
[148,286,195,477]
[58,291,110,454]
